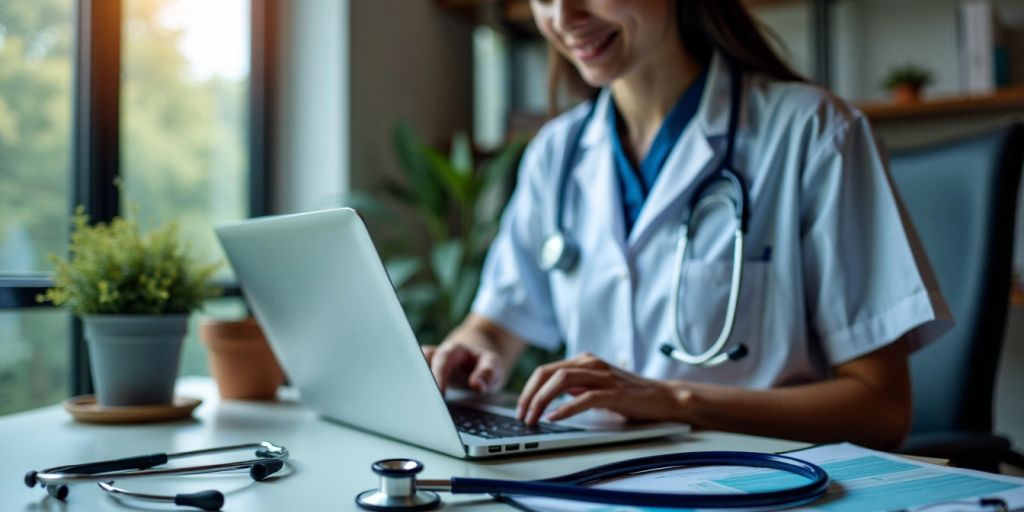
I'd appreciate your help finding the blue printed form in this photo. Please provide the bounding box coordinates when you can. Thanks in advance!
[505,443,1024,512]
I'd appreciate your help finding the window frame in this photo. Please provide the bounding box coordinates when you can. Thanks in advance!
[0,0,273,397]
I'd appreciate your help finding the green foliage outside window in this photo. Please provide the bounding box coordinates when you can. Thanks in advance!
[0,0,74,271]
[0,0,77,417]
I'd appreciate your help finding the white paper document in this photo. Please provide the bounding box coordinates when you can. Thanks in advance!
[504,442,1024,512]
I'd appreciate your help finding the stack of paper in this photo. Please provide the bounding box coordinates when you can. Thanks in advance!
[505,443,1024,511]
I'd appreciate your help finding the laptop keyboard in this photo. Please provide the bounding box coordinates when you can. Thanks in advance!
[448,404,583,439]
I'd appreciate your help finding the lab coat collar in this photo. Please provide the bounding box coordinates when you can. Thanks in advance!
[572,124,628,250]
[577,52,745,149]
[573,51,747,250]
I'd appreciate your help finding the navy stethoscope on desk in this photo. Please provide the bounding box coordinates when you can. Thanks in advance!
[355,451,830,511]
[538,61,750,368]
[24,441,288,511]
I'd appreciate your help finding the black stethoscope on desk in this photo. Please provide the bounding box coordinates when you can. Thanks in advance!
[538,60,750,368]
[355,450,830,511]
[24,441,288,511]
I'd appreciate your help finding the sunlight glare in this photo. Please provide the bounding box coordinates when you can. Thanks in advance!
[157,0,250,81]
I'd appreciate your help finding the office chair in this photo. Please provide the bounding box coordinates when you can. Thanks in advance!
[887,122,1024,473]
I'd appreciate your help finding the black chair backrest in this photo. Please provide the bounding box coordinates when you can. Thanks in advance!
[888,123,1023,434]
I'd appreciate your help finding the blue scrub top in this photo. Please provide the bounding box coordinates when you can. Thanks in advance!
[609,70,708,234]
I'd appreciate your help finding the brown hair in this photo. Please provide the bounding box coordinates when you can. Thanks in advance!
[547,0,805,115]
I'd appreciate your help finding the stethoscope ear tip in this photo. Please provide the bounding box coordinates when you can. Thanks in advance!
[727,344,748,361]
[24,470,38,488]
[174,489,224,511]
[249,459,285,481]
[46,483,69,501]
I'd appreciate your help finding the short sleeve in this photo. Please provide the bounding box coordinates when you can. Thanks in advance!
[800,114,953,366]
[471,134,563,351]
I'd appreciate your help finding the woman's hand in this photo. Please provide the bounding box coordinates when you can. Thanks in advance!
[423,314,528,395]
[423,341,507,395]
[516,353,688,425]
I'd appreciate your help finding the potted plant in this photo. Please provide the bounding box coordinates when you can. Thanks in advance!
[39,207,220,406]
[883,63,934,104]
[199,315,284,400]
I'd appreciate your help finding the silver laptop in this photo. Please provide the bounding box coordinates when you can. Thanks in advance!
[215,208,688,459]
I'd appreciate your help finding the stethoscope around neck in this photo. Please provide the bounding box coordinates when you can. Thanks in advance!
[538,61,750,368]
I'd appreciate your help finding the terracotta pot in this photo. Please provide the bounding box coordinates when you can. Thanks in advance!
[891,84,922,104]
[200,317,284,400]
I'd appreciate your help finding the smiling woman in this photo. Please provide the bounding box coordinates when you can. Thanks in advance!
[426,0,951,451]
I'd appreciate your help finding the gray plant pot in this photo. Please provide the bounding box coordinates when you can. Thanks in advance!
[82,314,189,406]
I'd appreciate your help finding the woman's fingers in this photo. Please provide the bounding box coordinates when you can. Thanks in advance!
[430,344,472,394]
[468,350,501,393]
[523,367,613,425]
[422,345,437,365]
[516,353,606,420]
[517,360,568,420]
[545,390,615,422]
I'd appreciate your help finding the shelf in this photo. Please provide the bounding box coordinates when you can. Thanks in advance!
[858,88,1024,122]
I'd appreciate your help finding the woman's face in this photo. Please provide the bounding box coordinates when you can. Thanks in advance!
[531,0,678,87]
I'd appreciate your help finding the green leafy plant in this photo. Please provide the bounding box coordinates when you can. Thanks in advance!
[882,63,934,91]
[38,207,221,315]
[351,124,561,389]
[353,124,525,343]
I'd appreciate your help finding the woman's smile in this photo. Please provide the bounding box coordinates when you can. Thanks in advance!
[566,29,620,63]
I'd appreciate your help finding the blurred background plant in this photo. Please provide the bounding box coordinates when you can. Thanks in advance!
[349,123,561,390]
[882,63,934,103]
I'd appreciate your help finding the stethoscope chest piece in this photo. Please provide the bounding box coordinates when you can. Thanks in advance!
[356,459,440,511]
[539,231,579,273]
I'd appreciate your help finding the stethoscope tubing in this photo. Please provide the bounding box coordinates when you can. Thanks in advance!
[670,219,745,367]
[97,480,226,511]
[442,451,830,509]
[545,59,753,368]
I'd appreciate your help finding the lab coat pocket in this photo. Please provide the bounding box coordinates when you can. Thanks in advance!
[675,260,769,364]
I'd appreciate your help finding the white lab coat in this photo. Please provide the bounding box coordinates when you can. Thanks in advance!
[471,53,952,387]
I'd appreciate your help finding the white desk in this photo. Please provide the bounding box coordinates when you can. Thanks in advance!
[2,377,809,511]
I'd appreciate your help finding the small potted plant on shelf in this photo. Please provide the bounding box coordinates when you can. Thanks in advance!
[199,315,284,400]
[883,63,934,104]
[39,207,220,407]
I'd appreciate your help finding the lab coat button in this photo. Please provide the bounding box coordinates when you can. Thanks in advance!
[616,270,629,282]
[616,356,629,368]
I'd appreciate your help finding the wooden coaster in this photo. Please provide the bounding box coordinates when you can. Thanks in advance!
[63,395,202,424]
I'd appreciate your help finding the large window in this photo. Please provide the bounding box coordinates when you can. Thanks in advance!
[0,0,267,415]
[0,0,75,416]
[122,0,250,275]
[121,0,252,377]
[0,0,74,273]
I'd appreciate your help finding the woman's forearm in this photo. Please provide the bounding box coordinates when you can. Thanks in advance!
[671,342,912,450]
